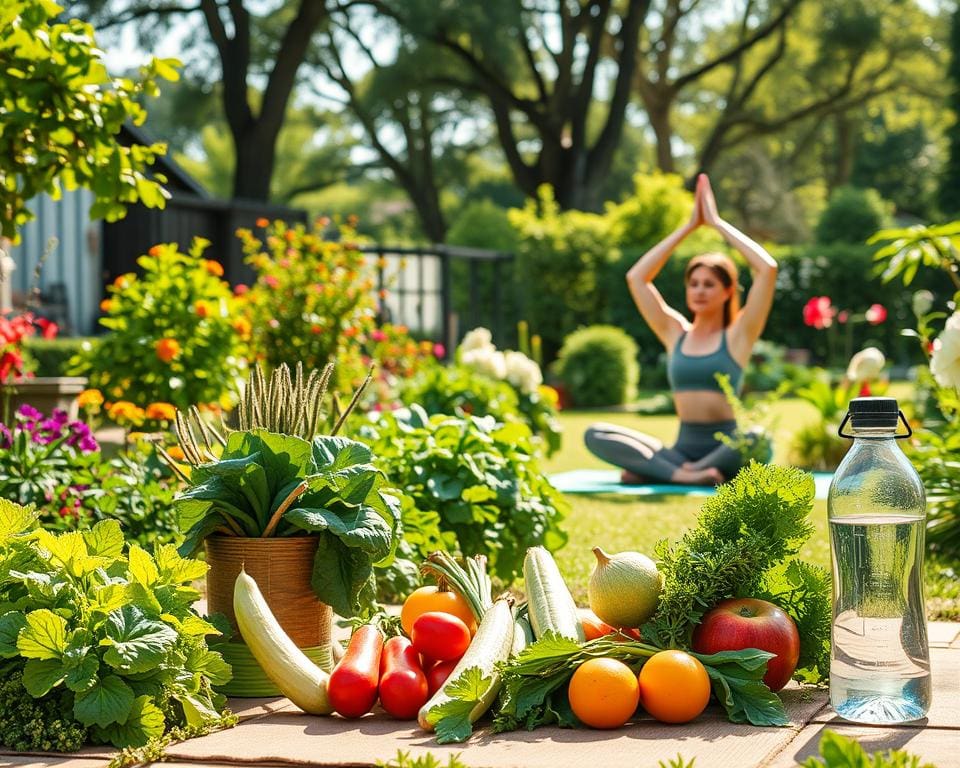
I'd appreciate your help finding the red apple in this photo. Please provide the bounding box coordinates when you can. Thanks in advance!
[691,597,800,692]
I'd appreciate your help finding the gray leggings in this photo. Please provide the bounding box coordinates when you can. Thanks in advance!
[584,420,743,483]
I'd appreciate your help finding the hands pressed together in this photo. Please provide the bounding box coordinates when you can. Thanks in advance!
[685,173,724,232]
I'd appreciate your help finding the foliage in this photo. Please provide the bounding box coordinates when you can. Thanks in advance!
[237,219,378,387]
[816,186,892,245]
[870,221,960,288]
[940,4,960,218]
[553,325,639,407]
[605,171,693,251]
[508,187,619,358]
[714,374,778,468]
[644,462,831,683]
[448,200,518,252]
[376,750,470,768]
[788,373,861,470]
[22,337,92,377]
[0,670,88,751]
[494,632,788,732]
[400,363,520,423]
[0,504,233,749]
[0,0,177,240]
[70,239,247,411]
[801,729,936,768]
[356,407,569,587]
[358,325,444,409]
[175,429,401,617]
[743,341,815,393]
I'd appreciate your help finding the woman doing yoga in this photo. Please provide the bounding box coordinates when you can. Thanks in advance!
[584,174,778,485]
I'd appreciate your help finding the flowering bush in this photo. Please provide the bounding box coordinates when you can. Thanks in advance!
[801,295,887,368]
[237,218,378,386]
[0,311,58,384]
[357,323,445,407]
[70,238,247,411]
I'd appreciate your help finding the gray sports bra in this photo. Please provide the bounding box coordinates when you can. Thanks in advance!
[667,331,743,393]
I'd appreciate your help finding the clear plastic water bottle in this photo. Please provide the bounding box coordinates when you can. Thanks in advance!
[828,396,931,724]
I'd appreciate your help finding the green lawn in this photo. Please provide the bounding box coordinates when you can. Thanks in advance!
[543,384,957,620]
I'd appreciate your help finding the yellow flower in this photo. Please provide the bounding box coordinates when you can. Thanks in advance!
[145,402,177,421]
[126,432,148,444]
[108,401,146,426]
[166,445,186,461]
[77,388,104,409]
[538,385,560,407]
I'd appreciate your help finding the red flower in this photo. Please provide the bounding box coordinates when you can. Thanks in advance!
[234,283,249,296]
[865,303,887,325]
[837,311,849,325]
[802,296,835,329]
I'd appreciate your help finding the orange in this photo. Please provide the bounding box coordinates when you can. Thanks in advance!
[567,658,640,729]
[637,650,711,724]
[400,586,477,636]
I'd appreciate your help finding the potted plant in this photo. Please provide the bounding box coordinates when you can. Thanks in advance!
[162,362,401,696]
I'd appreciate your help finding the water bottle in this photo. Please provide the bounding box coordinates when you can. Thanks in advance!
[828,396,930,724]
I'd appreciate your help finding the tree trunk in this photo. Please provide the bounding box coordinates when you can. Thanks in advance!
[646,99,675,173]
[232,127,278,201]
[830,113,856,190]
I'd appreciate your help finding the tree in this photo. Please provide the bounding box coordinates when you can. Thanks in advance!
[74,0,330,202]
[0,0,175,241]
[376,0,649,212]
[941,2,960,217]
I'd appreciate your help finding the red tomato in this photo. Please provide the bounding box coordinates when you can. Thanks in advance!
[581,611,643,642]
[328,624,382,718]
[425,658,459,696]
[411,612,471,662]
[378,636,428,719]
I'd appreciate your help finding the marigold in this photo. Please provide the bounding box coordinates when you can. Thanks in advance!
[232,317,252,338]
[77,388,104,408]
[256,217,270,228]
[100,299,113,313]
[148,245,162,257]
[204,259,225,277]
[145,402,177,421]
[155,337,181,363]
[166,445,186,461]
[194,301,209,318]
[108,401,146,424]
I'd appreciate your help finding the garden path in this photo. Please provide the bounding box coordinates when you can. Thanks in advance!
[3,622,958,768]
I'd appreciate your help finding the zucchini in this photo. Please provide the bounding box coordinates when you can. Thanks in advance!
[523,546,585,642]
[233,568,333,715]
[418,597,515,732]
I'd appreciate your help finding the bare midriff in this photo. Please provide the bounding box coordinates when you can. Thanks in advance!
[674,390,736,423]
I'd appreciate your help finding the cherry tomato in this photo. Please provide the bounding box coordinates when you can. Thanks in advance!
[411,612,471,662]
[378,636,428,719]
[401,586,477,636]
[425,658,459,696]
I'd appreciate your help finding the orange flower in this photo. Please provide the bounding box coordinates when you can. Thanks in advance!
[77,388,104,408]
[232,317,252,338]
[166,445,186,461]
[145,402,177,421]
[194,301,209,318]
[148,245,162,257]
[204,259,225,277]
[113,274,129,289]
[155,337,181,363]
[108,401,146,425]
[256,217,270,228]
[284,230,296,242]
[343,326,358,338]
[100,299,113,313]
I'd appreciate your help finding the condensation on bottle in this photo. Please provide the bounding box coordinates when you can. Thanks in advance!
[828,396,931,724]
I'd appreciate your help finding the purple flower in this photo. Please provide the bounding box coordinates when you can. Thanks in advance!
[51,409,69,425]
[78,435,99,453]
[16,404,43,422]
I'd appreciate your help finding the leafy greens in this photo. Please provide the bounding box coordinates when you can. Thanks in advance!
[175,429,401,617]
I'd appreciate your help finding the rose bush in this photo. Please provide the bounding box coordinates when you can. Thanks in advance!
[70,238,247,411]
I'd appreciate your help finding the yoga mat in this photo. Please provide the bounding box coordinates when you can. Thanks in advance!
[549,469,834,500]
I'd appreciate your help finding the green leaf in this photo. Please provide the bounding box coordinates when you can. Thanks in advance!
[64,648,100,693]
[74,675,135,728]
[0,498,38,541]
[83,519,125,559]
[155,544,208,584]
[309,536,374,618]
[185,645,232,686]
[94,694,166,748]
[22,657,68,696]
[702,664,789,727]
[18,608,68,660]
[127,544,159,585]
[312,435,373,471]
[36,529,107,577]
[425,666,492,744]
[286,504,393,556]
[102,605,178,673]
[0,611,27,657]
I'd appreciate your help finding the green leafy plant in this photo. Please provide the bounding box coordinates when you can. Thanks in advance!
[816,186,892,245]
[70,238,248,411]
[715,373,779,468]
[167,363,402,617]
[552,324,640,407]
[376,750,471,768]
[0,0,177,240]
[401,363,521,421]
[0,500,233,750]
[356,406,569,589]
[801,729,936,768]
[644,462,831,683]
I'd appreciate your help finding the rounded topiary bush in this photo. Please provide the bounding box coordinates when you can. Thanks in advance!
[815,185,891,245]
[553,325,639,407]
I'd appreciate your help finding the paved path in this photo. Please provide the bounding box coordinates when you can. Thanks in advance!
[3,622,958,768]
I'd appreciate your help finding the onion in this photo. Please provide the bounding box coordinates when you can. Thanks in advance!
[588,547,662,629]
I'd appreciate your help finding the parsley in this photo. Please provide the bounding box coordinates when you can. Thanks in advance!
[426,667,494,744]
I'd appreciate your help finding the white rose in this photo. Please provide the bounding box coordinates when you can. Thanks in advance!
[846,347,885,382]
[462,348,506,380]
[504,351,542,394]
[460,327,494,354]
[931,312,960,388]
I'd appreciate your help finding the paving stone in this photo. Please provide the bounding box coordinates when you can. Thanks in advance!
[928,621,960,648]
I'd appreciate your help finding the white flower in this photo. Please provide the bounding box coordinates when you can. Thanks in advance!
[846,347,885,382]
[459,327,494,354]
[931,312,960,388]
[462,348,506,380]
[504,351,542,394]
[913,290,934,318]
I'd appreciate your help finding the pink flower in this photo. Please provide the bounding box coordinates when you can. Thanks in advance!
[371,329,387,342]
[837,310,849,325]
[433,343,446,358]
[234,283,249,296]
[865,303,887,325]
[802,296,835,329]
[264,275,280,289]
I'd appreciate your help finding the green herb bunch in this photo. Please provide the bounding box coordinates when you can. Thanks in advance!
[644,462,831,682]
[0,499,232,750]
[355,405,568,590]
[166,362,402,617]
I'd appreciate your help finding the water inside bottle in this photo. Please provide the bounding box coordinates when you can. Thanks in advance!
[829,514,931,724]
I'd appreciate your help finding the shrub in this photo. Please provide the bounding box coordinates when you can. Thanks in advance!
[508,186,618,360]
[448,199,518,252]
[357,407,569,592]
[400,363,521,423]
[70,238,247,410]
[605,170,692,251]
[553,325,639,407]
[815,185,892,245]
[23,336,91,377]
[237,218,378,388]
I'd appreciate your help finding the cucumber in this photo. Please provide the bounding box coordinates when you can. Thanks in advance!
[233,568,333,715]
[417,598,515,732]
[523,546,585,642]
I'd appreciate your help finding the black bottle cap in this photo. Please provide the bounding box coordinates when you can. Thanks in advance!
[848,396,899,429]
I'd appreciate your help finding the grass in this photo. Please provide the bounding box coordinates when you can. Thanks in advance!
[543,384,957,620]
